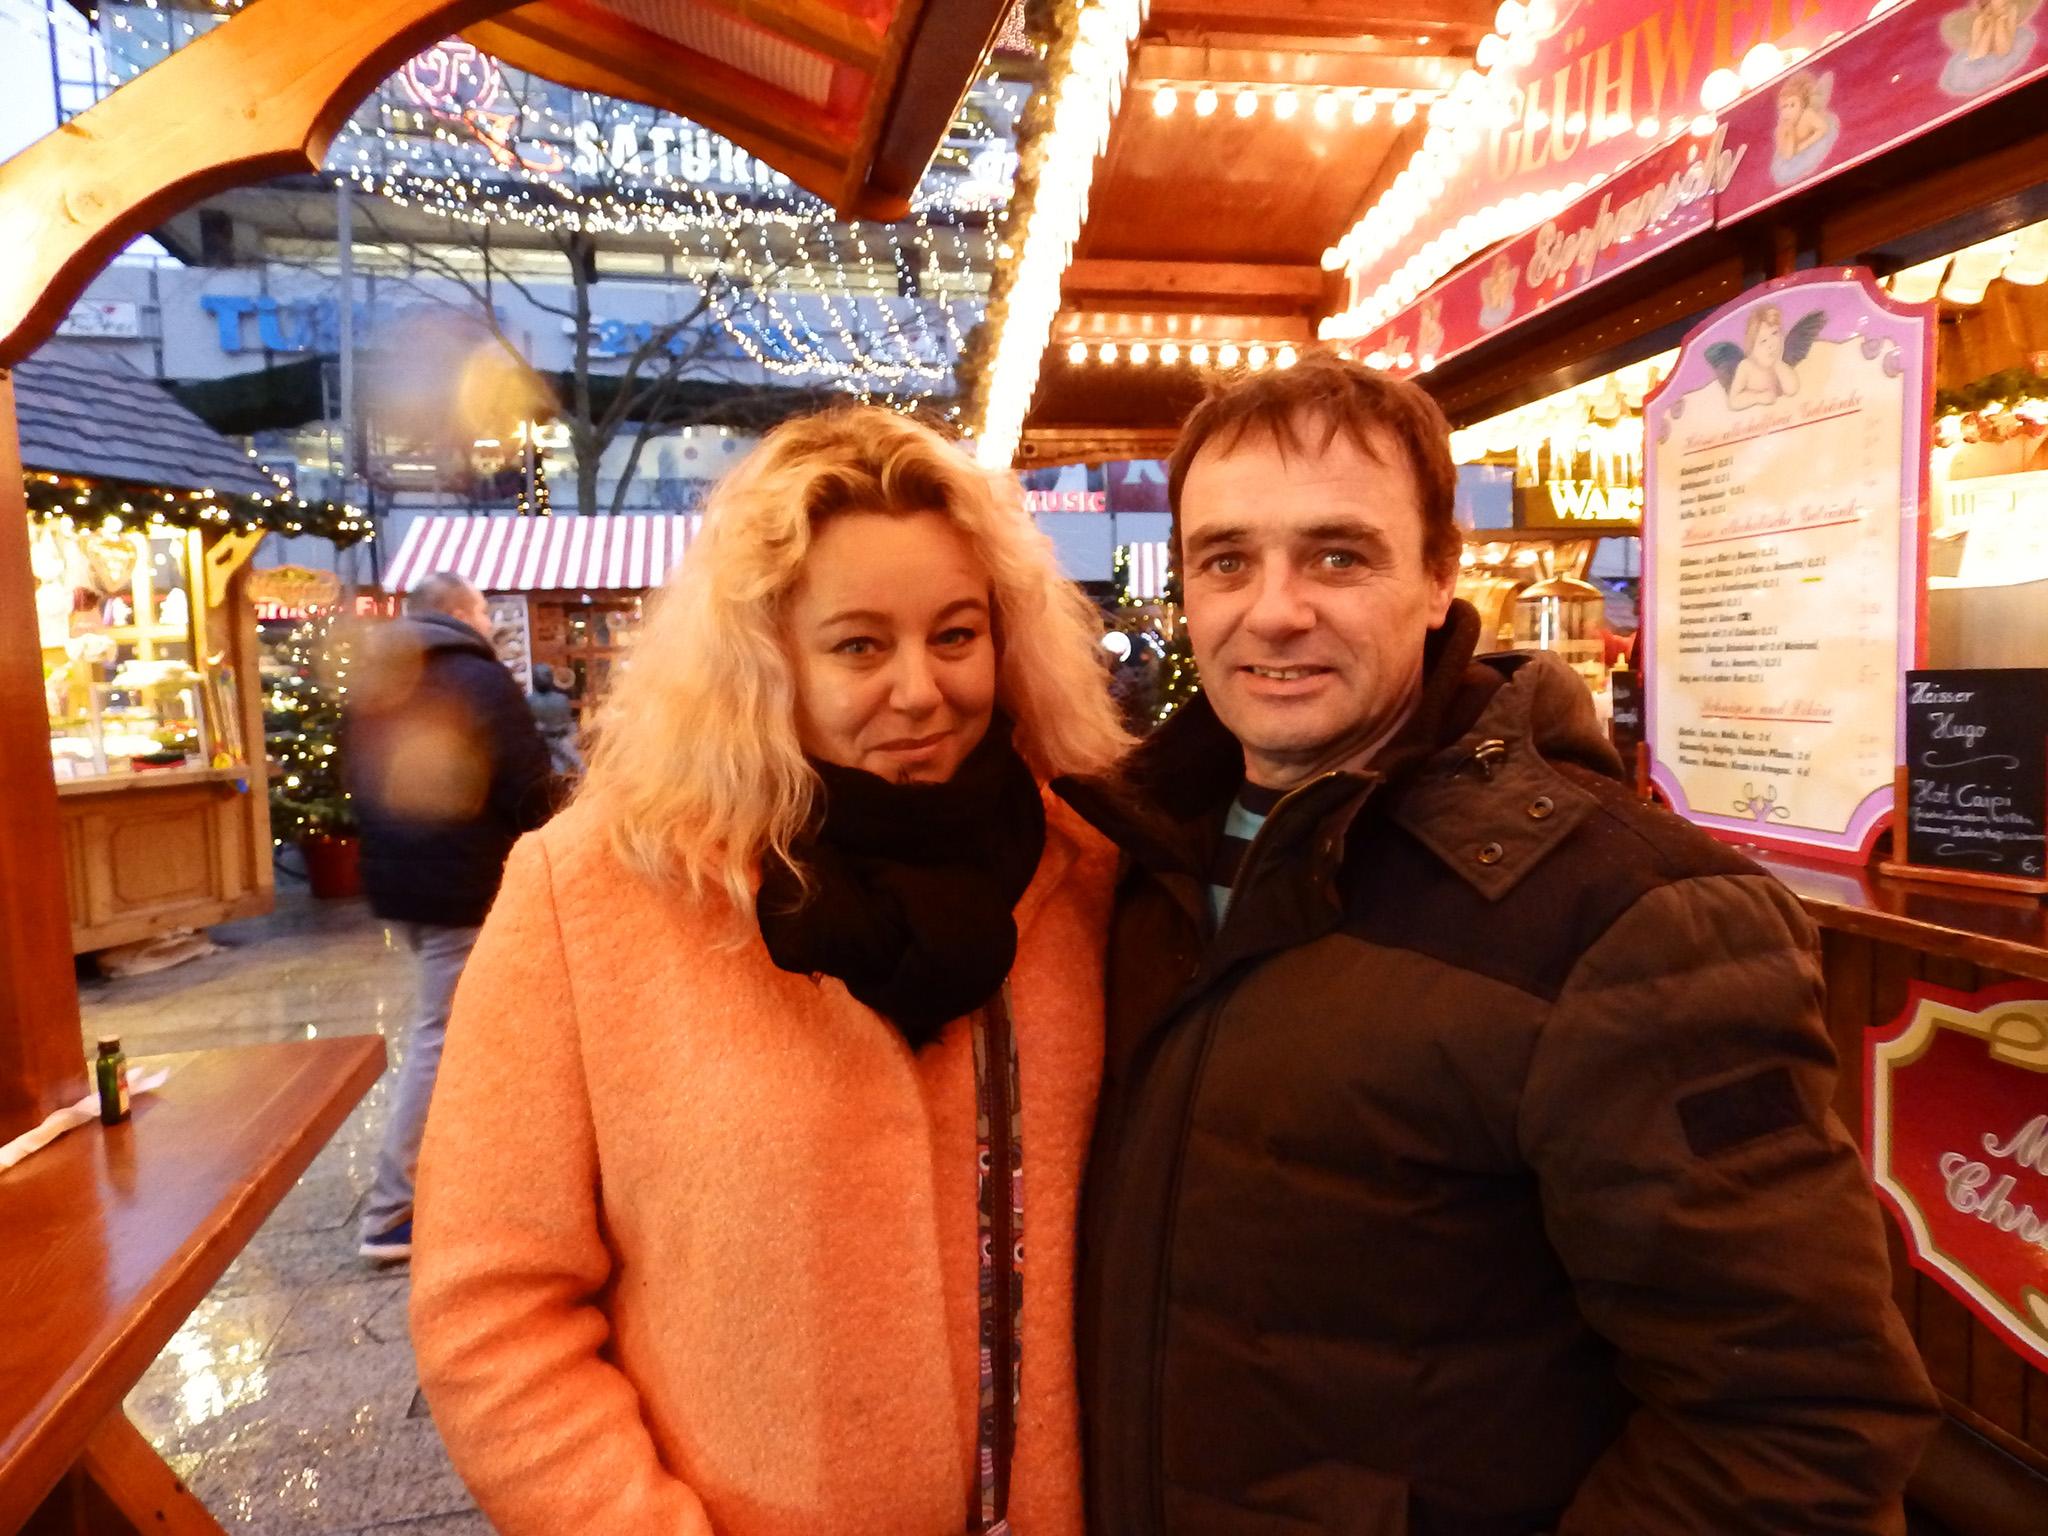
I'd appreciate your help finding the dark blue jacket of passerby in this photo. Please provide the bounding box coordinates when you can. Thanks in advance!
[343,613,555,928]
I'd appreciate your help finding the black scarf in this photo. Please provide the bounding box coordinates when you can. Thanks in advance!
[756,717,1046,1049]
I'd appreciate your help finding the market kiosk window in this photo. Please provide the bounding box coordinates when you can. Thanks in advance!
[34,516,219,780]
[1883,217,2048,671]
[1448,353,1669,710]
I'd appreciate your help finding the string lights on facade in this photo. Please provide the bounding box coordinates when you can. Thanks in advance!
[973,0,1147,465]
[94,2,1026,412]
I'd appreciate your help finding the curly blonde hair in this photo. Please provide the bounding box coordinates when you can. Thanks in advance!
[581,406,1129,910]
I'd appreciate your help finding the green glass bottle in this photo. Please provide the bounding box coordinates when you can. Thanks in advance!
[96,1035,130,1126]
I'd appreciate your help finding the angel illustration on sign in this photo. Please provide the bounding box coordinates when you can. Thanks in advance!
[1939,0,2040,96]
[1478,252,1520,329]
[1708,305,1826,411]
[1769,71,1840,187]
[1417,299,1445,366]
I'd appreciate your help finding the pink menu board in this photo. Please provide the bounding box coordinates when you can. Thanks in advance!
[1642,268,1931,863]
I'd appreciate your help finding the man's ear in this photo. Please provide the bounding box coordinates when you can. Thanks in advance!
[1426,561,1458,627]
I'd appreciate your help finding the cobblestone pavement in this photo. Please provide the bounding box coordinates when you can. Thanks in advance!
[82,881,489,1536]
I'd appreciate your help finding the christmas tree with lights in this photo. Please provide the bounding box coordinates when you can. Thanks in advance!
[266,614,357,845]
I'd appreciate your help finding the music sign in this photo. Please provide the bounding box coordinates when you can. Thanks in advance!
[1867,982,2048,1370]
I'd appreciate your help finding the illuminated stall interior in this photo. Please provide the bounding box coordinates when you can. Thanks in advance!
[1446,352,1671,711]
[1886,215,2048,670]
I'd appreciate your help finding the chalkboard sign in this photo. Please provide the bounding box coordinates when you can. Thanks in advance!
[1889,669,2048,893]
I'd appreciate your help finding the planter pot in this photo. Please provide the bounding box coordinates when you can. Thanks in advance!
[301,833,363,900]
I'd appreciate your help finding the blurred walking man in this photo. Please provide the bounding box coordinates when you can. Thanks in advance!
[1058,354,1937,1535]
[346,572,554,1264]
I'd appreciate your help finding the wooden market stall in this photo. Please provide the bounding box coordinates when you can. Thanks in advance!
[17,349,374,955]
[981,1,2048,1527]
[0,0,1012,1527]
[379,510,701,723]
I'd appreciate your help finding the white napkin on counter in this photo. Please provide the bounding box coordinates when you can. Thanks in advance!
[0,1065,174,1173]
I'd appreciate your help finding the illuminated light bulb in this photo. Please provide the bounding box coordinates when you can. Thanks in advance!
[1195,87,1218,116]
[1160,342,1182,364]
[1392,96,1417,125]
[1495,1,1526,33]
[1396,352,1415,369]
[1191,343,1212,365]
[1067,340,1089,365]
[1476,33,1504,68]
[1131,341,1152,364]
[1235,88,1259,118]
[1528,0,1556,24]
[1699,68,1741,111]
[1637,115,1660,137]
[1218,342,1243,367]
[1507,33,1536,66]
[1274,89,1299,120]
[1276,344,1299,368]
[1321,246,1344,271]
[1098,341,1119,363]
[1247,344,1270,370]
[1314,92,1340,125]
[1352,94,1375,124]
[1528,107,1550,130]
[1153,86,1177,116]
[1690,113,1717,136]
[1738,43,1784,88]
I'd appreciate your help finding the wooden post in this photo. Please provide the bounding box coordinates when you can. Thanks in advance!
[0,372,86,1142]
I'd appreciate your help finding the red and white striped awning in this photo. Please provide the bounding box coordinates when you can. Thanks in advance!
[381,514,702,595]
[1123,541,1172,601]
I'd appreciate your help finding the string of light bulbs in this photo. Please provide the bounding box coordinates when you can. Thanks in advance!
[973,0,1148,466]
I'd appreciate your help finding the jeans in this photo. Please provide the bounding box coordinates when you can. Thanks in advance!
[360,920,481,1240]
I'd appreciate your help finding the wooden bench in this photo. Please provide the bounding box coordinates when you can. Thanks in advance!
[0,1035,384,1535]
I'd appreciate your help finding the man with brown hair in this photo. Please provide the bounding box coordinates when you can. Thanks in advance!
[1057,353,1936,1534]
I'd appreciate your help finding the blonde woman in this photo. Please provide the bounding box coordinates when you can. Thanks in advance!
[410,408,1128,1536]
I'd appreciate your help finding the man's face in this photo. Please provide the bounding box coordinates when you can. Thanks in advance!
[1178,420,1455,790]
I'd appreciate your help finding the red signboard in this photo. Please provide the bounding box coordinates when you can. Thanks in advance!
[1866,981,2048,1369]
[1349,125,1739,373]
[1344,0,2048,379]
[1716,0,2048,223]
[1341,0,1874,317]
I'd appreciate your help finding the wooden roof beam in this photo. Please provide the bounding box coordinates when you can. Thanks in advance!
[1146,0,1494,46]
[1132,42,1464,90]
[1053,310,1317,343]
[1065,258,1325,305]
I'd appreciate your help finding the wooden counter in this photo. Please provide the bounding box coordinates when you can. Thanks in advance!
[1743,845,2048,1517]
[0,1034,384,1533]
[1748,846,2048,985]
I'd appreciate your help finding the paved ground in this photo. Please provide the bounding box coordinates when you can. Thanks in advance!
[81,881,489,1536]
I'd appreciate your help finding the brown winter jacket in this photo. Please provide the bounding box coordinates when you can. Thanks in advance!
[1056,601,1938,1536]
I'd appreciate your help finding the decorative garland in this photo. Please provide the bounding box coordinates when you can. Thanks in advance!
[1932,362,2048,449]
[24,471,373,546]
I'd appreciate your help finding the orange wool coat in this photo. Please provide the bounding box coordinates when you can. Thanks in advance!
[410,791,1115,1536]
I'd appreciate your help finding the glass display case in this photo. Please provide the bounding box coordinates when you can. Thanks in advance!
[34,519,216,781]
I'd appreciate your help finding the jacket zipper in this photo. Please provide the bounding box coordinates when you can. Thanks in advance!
[987,985,1016,1525]
[1144,769,1362,1535]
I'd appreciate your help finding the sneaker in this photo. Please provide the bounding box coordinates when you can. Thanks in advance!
[359,1218,413,1265]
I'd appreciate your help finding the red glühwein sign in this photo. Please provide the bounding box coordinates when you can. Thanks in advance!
[1866,981,2048,1368]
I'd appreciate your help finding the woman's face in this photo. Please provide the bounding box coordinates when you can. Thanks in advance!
[785,509,998,783]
